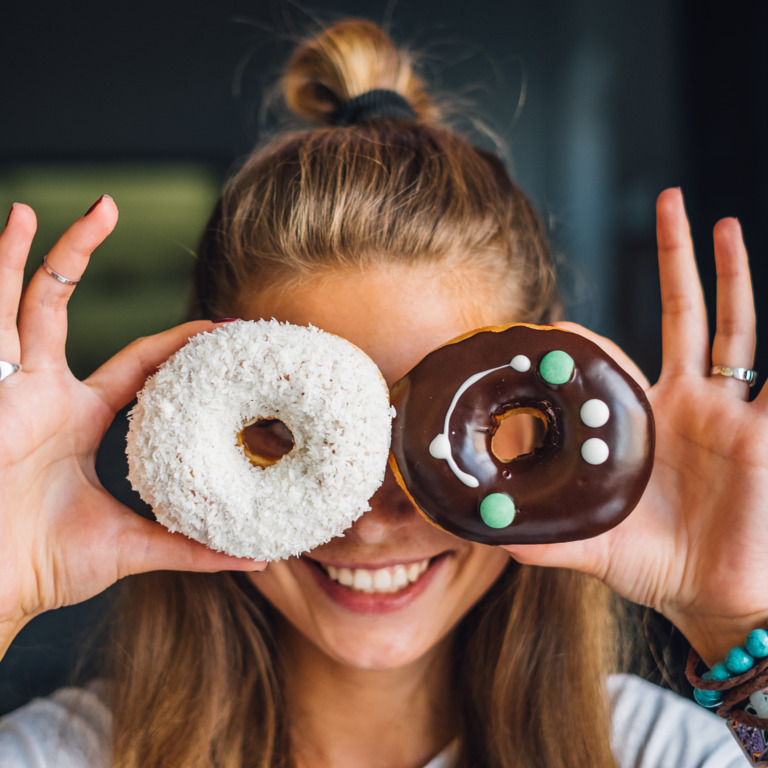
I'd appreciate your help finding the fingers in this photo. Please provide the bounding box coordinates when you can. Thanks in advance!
[656,189,709,379]
[18,196,118,368]
[0,204,38,364]
[710,217,757,396]
[115,512,267,578]
[502,538,605,580]
[656,189,758,399]
[86,321,219,413]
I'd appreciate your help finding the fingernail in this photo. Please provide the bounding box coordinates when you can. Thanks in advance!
[83,194,112,216]
[5,203,18,227]
[212,318,239,323]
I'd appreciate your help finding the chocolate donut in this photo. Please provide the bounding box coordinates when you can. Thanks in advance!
[389,324,654,544]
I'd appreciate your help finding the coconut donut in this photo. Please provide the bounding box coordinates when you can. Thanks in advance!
[126,319,394,561]
[389,324,654,545]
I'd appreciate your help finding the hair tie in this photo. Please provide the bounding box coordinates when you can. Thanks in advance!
[331,89,416,126]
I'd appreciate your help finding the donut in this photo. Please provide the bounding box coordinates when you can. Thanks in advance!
[389,324,654,544]
[126,319,394,561]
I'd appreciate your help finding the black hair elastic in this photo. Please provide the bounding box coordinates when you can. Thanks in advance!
[330,89,416,126]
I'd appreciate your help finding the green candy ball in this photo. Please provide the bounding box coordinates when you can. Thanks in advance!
[539,350,575,385]
[480,493,516,528]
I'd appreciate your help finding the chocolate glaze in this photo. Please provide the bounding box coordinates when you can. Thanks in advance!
[390,325,655,544]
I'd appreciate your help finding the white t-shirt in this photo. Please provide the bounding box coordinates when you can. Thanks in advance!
[0,675,747,767]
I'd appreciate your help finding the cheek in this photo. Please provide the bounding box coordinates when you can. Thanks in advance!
[247,562,307,617]
[453,545,510,608]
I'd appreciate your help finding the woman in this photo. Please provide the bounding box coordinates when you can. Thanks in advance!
[0,19,763,768]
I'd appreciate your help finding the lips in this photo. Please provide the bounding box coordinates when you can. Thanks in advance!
[320,558,431,593]
[301,554,447,614]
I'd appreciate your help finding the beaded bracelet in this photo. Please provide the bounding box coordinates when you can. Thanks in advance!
[686,626,768,765]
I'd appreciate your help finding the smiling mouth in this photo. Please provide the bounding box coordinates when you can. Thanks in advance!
[314,557,433,594]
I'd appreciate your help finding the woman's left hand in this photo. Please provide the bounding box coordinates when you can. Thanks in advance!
[503,187,768,665]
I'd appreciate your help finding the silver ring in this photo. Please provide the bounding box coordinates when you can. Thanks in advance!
[711,365,758,387]
[0,361,21,382]
[41,255,80,286]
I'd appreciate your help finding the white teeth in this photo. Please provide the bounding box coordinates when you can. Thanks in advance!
[373,569,392,590]
[321,558,433,593]
[392,565,409,590]
[353,569,373,591]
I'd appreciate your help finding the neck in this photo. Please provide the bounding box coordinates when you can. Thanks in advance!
[280,621,459,768]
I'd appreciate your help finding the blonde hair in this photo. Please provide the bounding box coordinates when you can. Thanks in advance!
[110,19,619,768]
[190,21,558,325]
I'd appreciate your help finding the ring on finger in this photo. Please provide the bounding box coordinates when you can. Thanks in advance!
[710,365,758,387]
[42,254,80,286]
[0,361,21,382]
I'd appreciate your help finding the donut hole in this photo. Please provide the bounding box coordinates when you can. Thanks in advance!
[491,408,547,462]
[237,418,295,468]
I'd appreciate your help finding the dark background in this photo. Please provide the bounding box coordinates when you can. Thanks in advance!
[1,0,765,713]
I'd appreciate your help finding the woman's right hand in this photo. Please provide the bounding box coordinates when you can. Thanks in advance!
[0,197,265,657]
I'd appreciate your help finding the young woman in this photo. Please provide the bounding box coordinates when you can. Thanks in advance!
[0,19,764,768]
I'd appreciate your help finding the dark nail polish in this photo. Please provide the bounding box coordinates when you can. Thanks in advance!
[212,318,239,323]
[84,196,104,216]
[5,203,18,227]
[83,194,112,216]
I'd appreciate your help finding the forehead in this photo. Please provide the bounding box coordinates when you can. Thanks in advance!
[237,264,510,385]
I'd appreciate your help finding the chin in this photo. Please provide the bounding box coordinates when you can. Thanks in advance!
[249,543,510,672]
[314,625,446,671]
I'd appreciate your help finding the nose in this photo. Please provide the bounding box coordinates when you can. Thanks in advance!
[345,466,424,545]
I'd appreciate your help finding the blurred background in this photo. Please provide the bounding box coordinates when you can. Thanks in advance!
[1,0,765,713]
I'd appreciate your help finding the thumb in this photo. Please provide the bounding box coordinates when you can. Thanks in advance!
[501,535,609,580]
[113,511,267,579]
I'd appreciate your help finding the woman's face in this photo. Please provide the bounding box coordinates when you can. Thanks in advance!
[241,264,512,671]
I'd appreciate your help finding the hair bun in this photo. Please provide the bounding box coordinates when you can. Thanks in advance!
[282,19,437,125]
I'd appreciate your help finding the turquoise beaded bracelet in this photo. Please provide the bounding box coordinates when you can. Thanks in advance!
[692,628,768,710]
[686,626,768,766]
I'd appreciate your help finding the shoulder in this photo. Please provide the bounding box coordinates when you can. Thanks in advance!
[0,681,111,768]
[607,674,745,768]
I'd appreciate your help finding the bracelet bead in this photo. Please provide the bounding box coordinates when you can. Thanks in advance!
[746,629,768,659]
[726,646,756,675]
[750,688,768,718]
[710,661,732,680]
[693,676,724,708]
[692,621,768,722]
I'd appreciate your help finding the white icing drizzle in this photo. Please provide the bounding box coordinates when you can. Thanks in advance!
[428,433,451,459]
[580,398,610,428]
[510,355,531,372]
[581,438,609,465]
[429,363,511,488]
